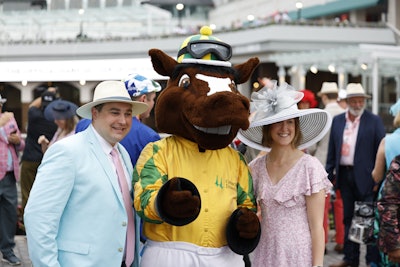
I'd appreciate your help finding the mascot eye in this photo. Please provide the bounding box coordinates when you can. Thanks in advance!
[178,74,191,89]
[230,80,237,92]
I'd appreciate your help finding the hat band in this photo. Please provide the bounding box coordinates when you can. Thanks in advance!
[94,96,132,102]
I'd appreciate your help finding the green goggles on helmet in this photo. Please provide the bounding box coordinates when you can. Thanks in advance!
[178,40,232,61]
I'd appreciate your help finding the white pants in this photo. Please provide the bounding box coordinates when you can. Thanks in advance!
[140,240,245,267]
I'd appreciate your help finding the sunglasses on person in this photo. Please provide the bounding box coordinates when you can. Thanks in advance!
[178,40,232,61]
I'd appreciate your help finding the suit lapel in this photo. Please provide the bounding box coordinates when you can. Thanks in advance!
[354,112,367,153]
[86,127,125,205]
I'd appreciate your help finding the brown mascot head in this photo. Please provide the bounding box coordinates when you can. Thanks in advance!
[150,26,259,150]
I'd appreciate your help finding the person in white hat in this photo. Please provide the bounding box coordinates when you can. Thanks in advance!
[24,81,148,267]
[315,82,346,253]
[237,81,333,267]
[0,95,25,266]
[326,83,385,267]
[75,73,163,167]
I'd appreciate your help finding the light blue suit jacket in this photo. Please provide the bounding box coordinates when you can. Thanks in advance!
[24,126,140,267]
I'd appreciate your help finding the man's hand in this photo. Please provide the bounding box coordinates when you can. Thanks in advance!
[8,131,20,145]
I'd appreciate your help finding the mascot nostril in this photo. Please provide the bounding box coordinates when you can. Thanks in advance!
[134,26,261,267]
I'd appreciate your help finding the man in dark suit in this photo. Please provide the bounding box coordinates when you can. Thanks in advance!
[327,83,385,267]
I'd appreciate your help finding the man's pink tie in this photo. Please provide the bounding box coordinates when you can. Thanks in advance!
[111,148,135,266]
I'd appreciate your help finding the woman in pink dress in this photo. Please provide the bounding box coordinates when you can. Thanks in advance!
[237,81,333,267]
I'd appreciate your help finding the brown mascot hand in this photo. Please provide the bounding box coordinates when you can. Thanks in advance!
[236,208,260,239]
[161,178,201,219]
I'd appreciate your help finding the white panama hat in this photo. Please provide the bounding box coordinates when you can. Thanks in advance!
[76,80,148,119]
[237,81,332,152]
[317,82,339,96]
[345,83,371,99]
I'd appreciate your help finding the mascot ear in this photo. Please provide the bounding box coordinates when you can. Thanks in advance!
[234,57,260,84]
[149,49,177,77]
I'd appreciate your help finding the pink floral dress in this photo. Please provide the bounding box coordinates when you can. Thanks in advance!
[249,153,332,267]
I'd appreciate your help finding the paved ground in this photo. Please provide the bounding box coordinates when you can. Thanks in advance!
[0,182,367,266]
[0,236,31,267]
[324,238,368,267]
[0,232,368,267]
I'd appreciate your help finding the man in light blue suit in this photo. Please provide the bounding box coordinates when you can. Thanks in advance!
[24,80,148,267]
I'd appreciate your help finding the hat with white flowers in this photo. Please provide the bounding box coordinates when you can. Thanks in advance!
[237,81,332,151]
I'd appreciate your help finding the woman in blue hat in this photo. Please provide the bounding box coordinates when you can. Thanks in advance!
[38,99,78,153]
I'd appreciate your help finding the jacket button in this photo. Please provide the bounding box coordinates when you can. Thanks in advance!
[118,248,123,252]
[122,221,127,226]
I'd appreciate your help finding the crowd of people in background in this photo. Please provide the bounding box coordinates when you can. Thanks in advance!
[1,74,400,266]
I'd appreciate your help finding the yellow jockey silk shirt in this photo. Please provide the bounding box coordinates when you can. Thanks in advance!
[133,135,256,248]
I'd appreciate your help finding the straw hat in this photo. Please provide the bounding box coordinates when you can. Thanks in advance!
[44,99,78,121]
[317,82,339,96]
[76,80,148,119]
[0,94,7,104]
[345,83,371,99]
[237,81,332,152]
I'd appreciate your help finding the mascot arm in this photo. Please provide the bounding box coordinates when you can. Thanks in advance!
[133,142,201,226]
[226,152,261,255]
[133,143,166,224]
[236,152,257,212]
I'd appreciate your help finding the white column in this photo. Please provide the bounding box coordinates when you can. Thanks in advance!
[9,82,41,103]
[65,0,70,10]
[100,0,106,9]
[46,0,51,11]
[396,76,400,100]
[278,66,286,86]
[82,0,88,9]
[337,67,345,89]
[298,65,305,90]
[372,57,379,115]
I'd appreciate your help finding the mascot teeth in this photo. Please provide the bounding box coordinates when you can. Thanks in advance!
[194,125,231,135]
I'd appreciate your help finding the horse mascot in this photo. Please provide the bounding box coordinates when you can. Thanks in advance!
[133,26,261,267]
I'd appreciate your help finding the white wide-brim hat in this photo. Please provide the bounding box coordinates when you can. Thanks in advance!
[76,80,148,119]
[237,82,332,152]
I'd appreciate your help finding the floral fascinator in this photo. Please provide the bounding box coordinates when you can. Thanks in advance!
[237,81,332,152]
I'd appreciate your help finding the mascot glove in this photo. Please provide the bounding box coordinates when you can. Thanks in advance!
[160,177,201,220]
[235,208,260,239]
